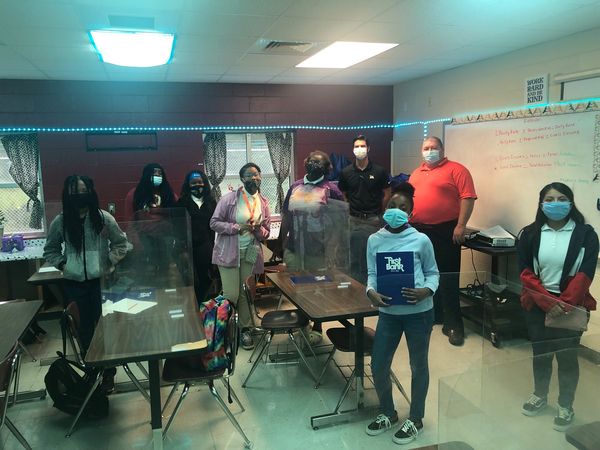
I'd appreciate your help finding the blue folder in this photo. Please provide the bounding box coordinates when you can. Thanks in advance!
[376,251,415,305]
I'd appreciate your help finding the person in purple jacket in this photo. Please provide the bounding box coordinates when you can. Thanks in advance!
[210,163,271,350]
[275,150,345,344]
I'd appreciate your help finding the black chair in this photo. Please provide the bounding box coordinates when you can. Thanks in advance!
[241,278,319,387]
[314,325,410,406]
[0,342,31,449]
[161,305,252,448]
[62,302,150,437]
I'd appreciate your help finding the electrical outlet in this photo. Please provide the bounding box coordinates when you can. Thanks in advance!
[108,202,116,215]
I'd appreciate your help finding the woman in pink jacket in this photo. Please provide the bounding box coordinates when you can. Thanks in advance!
[210,163,271,350]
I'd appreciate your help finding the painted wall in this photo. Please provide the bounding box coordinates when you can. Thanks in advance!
[0,80,393,223]
[392,26,600,349]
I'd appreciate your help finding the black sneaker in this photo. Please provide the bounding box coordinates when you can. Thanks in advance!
[522,394,547,416]
[100,373,115,395]
[553,405,574,432]
[393,418,423,444]
[366,413,398,436]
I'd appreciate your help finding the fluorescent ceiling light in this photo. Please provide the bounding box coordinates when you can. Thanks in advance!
[89,30,175,68]
[296,41,398,69]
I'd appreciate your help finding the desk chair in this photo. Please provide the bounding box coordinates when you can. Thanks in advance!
[314,325,410,407]
[241,278,319,387]
[0,342,31,449]
[161,306,252,448]
[63,302,150,437]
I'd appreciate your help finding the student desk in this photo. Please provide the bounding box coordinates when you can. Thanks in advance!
[266,271,378,429]
[0,300,45,403]
[566,421,600,450]
[85,287,206,450]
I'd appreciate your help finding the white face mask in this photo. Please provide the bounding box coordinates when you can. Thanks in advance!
[353,147,368,160]
[152,175,163,186]
[422,149,441,164]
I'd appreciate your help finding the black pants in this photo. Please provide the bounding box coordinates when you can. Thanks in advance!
[413,220,463,332]
[524,305,584,408]
[63,278,116,377]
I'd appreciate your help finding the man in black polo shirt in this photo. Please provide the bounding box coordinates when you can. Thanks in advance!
[338,135,390,283]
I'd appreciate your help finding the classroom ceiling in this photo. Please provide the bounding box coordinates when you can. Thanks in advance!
[0,0,599,86]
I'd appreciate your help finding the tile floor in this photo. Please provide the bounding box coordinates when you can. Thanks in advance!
[2,299,599,450]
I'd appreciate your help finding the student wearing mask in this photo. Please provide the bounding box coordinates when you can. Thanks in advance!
[338,135,391,284]
[44,175,130,393]
[176,170,217,304]
[275,150,345,344]
[365,182,439,445]
[518,182,598,432]
[210,163,271,350]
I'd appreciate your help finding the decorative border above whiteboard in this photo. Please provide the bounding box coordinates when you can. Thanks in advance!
[452,99,600,125]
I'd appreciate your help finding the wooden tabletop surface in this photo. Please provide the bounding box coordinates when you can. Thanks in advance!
[0,300,43,359]
[26,262,64,285]
[85,286,206,367]
[266,271,377,321]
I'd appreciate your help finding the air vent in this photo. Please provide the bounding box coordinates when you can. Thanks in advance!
[258,40,316,55]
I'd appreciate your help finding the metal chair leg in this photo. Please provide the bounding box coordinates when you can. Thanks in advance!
[66,369,104,437]
[162,383,190,438]
[18,341,36,363]
[242,333,272,388]
[333,368,356,414]
[209,382,252,448]
[288,332,318,383]
[135,361,150,379]
[390,370,411,405]
[122,363,151,403]
[162,382,180,415]
[11,353,22,406]
[247,330,267,363]
[314,348,337,389]
[5,417,32,450]
[220,378,245,412]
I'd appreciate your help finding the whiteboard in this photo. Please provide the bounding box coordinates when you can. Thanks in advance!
[445,111,600,235]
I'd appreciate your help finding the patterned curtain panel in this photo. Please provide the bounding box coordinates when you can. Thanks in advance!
[1,133,43,229]
[265,131,293,213]
[203,132,227,201]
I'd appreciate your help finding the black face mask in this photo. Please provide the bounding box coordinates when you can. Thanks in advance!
[190,187,203,198]
[71,192,93,209]
[243,180,260,194]
[305,161,325,180]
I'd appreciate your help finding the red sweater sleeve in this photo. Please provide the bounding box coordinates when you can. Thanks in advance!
[559,272,596,311]
[519,268,558,312]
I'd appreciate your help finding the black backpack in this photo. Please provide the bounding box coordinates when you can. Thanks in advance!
[44,355,108,419]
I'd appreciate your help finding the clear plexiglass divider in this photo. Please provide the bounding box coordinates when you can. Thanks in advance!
[439,271,600,450]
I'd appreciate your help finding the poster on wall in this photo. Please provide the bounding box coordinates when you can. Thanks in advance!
[524,74,548,105]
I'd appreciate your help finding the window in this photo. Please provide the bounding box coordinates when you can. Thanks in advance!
[0,141,45,234]
[218,133,292,214]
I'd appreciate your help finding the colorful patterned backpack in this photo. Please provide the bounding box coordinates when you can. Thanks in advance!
[199,295,233,371]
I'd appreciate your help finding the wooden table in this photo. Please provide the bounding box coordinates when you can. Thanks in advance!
[566,421,600,450]
[85,287,207,450]
[0,300,45,403]
[266,271,378,429]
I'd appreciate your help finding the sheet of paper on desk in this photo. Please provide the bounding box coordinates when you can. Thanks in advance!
[171,340,206,352]
[38,266,61,273]
[111,298,157,314]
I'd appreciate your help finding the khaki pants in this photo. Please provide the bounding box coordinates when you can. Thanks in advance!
[218,248,255,330]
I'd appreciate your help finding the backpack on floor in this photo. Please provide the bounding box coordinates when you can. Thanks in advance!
[199,295,233,372]
[44,355,109,419]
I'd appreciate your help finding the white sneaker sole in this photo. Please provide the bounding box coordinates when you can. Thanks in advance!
[392,428,420,445]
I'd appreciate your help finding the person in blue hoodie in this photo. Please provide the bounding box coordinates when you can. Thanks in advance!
[364,181,439,446]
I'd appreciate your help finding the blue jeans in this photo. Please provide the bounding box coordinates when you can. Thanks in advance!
[371,309,434,420]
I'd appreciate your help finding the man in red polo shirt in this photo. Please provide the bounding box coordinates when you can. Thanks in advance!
[409,136,477,346]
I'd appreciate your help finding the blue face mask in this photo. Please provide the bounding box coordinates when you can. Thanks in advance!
[383,208,409,228]
[152,175,163,187]
[541,201,571,221]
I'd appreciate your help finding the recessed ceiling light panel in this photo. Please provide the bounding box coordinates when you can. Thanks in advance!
[89,30,175,68]
[296,41,398,69]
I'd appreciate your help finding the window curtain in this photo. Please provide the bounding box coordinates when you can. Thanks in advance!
[203,132,227,201]
[1,133,43,229]
[265,131,293,213]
